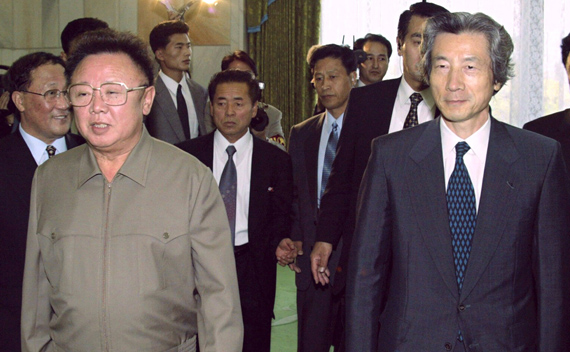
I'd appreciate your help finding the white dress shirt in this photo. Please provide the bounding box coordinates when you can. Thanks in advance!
[212,130,253,246]
[388,77,436,134]
[441,115,491,211]
[158,70,199,138]
[19,124,67,165]
[317,110,344,206]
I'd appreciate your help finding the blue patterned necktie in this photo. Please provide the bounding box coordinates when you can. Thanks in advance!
[320,121,339,206]
[447,141,477,293]
[447,142,476,344]
[403,93,423,128]
[219,145,237,246]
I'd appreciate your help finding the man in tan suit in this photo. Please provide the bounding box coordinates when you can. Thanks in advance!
[21,28,243,352]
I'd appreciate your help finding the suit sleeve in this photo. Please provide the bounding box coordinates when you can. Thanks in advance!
[287,126,303,242]
[535,143,570,351]
[315,93,360,247]
[21,171,54,352]
[188,168,244,352]
[346,138,392,352]
[269,151,294,251]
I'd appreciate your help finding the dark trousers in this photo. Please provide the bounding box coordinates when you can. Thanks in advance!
[296,282,344,352]
[235,245,272,352]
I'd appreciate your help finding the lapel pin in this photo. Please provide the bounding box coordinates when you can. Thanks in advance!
[268,187,274,192]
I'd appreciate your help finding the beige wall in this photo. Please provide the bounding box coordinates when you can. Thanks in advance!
[0,0,245,88]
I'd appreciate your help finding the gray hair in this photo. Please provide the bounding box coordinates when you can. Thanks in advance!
[420,12,514,93]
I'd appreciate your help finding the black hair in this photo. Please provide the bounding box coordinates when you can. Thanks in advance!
[61,17,109,55]
[397,2,449,44]
[353,33,393,59]
[308,44,357,75]
[208,69,261,104]
[221,50,259,78]
[6,52,65,92]
[149,20,190,53]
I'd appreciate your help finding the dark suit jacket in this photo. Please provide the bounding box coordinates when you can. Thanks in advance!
[523,108,570,173]
[146,75,208,144]
[0,130,84,351]
[316,77,400,292]
[177,132,293,316]
[346,117,570,352]
[289,112,343,290]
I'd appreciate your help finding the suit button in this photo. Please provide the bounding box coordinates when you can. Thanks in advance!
[51,232,55,240]
[458,304,466,311]
[163,232,169,239]
[444,342,452,351]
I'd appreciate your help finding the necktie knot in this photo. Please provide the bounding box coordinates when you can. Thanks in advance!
[226,145,236,158]
[455,141,471,159]
[331,121,338,133]
[410,92,423,106]
[46,145,57,158]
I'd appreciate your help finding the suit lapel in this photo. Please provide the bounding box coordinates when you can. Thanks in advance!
[155,76,186,142]
[408,118,459,298]
[304,113,325,213]
[248,136,265,236]
[187,78,206,136]
[460,118,520,299]
[4,131,38,209]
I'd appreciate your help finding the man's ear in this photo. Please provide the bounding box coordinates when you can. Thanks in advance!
[12,91,25,113]
[155,49,164,62]
[397,38,403,56]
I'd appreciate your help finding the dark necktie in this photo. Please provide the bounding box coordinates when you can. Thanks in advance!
[447,141,477,293]
[219,145,237,246]
[46,145,56,158]
[447,142,476,343]
[403,93,424,129]
[320,121,339,205]
[177,84,190,140]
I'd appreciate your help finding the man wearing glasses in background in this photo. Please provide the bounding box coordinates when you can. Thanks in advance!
[0,52,83,351]
[21,29,243,352]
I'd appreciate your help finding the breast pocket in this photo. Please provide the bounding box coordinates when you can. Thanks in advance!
[37,231,93,295]
[133,230,193,295]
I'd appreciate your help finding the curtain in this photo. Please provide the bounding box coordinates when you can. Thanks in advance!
[320,0,570,128]
[247,0,321,140]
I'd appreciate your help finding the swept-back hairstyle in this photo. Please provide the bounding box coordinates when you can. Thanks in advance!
[397,2,449,44]
[308,44,357,75]
[353,33,393,59]
[221,50,258,78]
[420,12,515,93]
[149,20,190,53]
[208,69,261,104]
[6,52,64,92]
[65,28,154,86]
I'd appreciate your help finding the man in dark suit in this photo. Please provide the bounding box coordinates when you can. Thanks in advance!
[288,44,356,352]
[347,12,570,352]
[0,52,83,351]
[177,69,294,352]
[310,1,449,294]
[524,32,570,176]
[146,20,208,144]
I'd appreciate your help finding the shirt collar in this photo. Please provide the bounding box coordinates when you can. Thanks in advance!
[19,124,67,165]
[159,70,185,94]
[440,112,491,160]
[78,126,151,188]
[396,76,435,110]
[325,110,344,132]
[214,129,253,162]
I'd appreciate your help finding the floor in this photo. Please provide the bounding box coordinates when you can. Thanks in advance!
[270,265,298,352]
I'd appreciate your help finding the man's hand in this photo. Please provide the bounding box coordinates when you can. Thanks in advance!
[287,241,303,273]
[276,238,298,267]
[310,241,333,285]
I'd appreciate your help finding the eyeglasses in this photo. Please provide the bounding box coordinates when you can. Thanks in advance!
[66,82,149,107]
[21,89,68,103]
